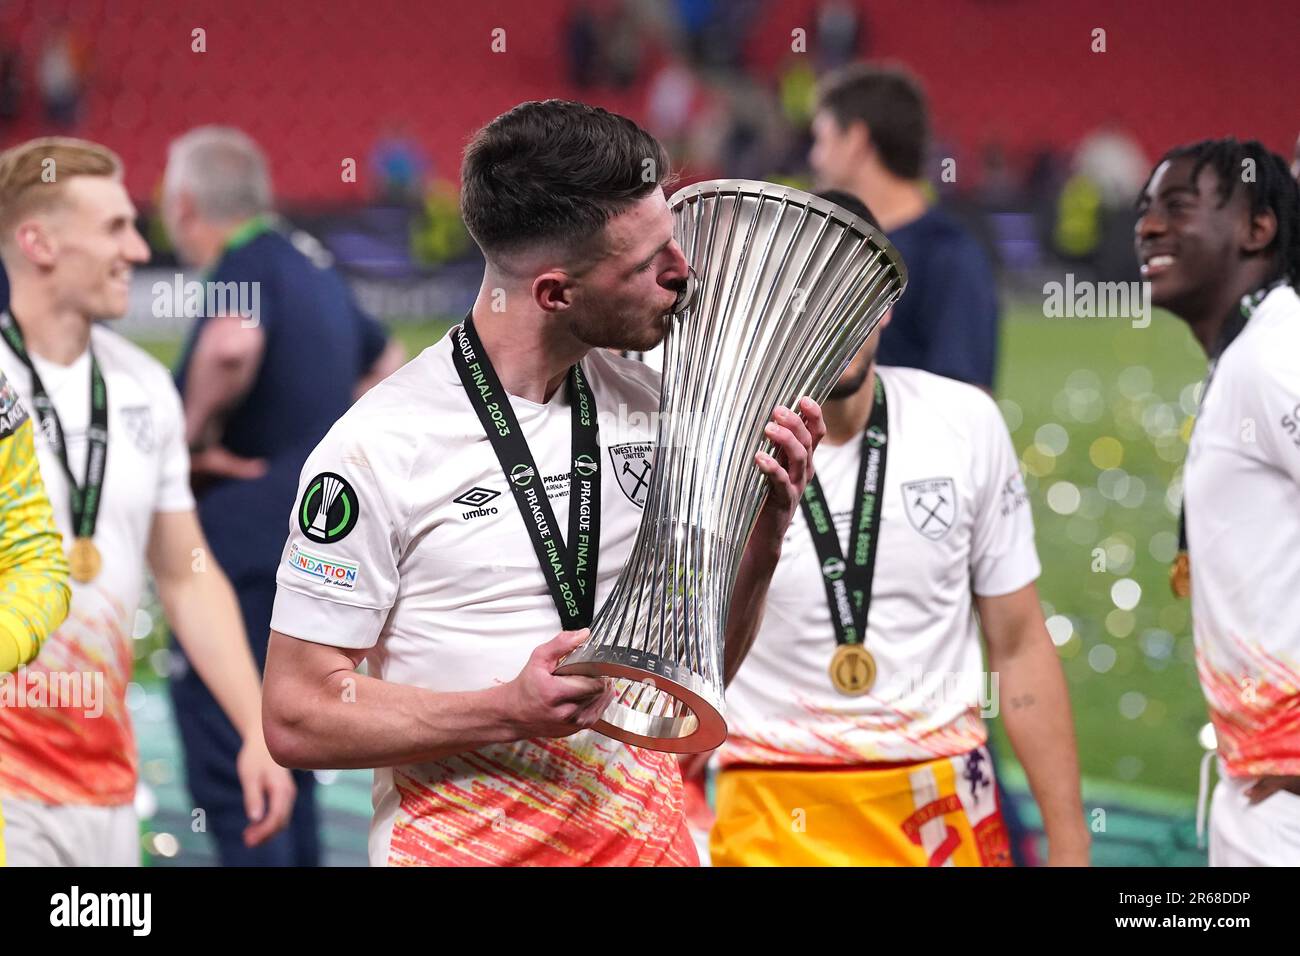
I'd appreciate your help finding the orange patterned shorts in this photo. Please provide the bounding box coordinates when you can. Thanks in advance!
[710,746,1012,867]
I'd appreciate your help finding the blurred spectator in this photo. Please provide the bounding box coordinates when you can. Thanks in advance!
[161,126,404,867]
[1025,144,1068,205]
[410,177,470,267]
[678,0,760,70]
[647,56,698,139]
[1291,131,1299,180]
[810,63,1000,390]
[777,57,816,129]
[0,39,20,126]
[1053,172,1102,260]
[602,1,643,88]
[1074,121,1149,209]
[371,129,427,207]
[565,3,600,88]
[1057,122,1147,281]
[979,140,1019,208]
[38,30,84,126]
[816,0,863,70]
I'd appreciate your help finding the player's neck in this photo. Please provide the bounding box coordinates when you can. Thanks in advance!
[823,364,877,446]
[7,284,92,365]
[1184,263,1277,357]
[854,172,927,232]
[470,301,587,405]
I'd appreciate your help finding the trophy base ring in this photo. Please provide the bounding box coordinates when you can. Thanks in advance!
[552,659,727,754]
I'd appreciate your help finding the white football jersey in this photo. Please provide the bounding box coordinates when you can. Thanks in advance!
[0,323,194,806]
[721,366,1041,766]
[1184,284,1300,778]
[271,331,697,866]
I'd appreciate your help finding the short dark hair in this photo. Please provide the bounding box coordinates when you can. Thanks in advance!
[460,99,670,260]
[1141,137,1300,289]
[816,63,928,180]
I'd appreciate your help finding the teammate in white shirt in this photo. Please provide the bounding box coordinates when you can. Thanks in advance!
[261,100,824,866]
[0,137,293,866]
[703,193,1088,867]
[1135,138,1300,865]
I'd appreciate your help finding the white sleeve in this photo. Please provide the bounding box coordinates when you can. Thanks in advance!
[270,418,408,649]
[1250,339,1300,487]
[153,376,196,514]
[969,397,1041,597]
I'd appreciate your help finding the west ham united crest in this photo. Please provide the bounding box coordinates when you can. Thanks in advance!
[119,405,156,453]
[902,477,957,540]
[608,441,653,508]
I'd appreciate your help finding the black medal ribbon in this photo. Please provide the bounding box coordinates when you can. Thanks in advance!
[800,374,888,646]
[0,310,108,540]
[451,314,601,628]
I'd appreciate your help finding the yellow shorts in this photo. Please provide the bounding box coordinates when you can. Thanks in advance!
[710,746,1012,867]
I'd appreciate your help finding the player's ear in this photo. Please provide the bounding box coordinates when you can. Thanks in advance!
[173,190,201,228]
[1242,206,1278,257]
[533,269,575,315]
[13,219,57,268]
[849,119,874,159]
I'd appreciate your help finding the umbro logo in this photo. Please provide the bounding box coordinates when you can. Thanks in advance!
[454,486,502,521]
[453,487,500,508]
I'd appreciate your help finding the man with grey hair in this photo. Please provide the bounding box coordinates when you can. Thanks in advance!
[163,125,403,866]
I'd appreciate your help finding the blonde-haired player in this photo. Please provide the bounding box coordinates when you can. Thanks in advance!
[0,137,293,865]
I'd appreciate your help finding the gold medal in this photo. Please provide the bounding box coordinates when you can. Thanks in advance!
[830,643,876,696]
[1170,551,1191,599]
[68,537,102,584]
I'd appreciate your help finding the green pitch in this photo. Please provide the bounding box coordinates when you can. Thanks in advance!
[991,304,1207,800]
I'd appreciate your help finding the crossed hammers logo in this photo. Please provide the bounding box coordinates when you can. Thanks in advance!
[623,459,651,498]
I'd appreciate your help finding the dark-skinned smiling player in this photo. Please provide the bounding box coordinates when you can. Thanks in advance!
[1135,138,1300,865]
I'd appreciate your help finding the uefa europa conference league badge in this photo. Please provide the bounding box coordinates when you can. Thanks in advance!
[298,472,360,544]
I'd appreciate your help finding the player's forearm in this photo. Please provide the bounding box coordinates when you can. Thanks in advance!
[722,515,782,685]
[263,660,516,769]
[989,632,1090,860]
[0,551,71,672]
[183,352,258,449]
[0,425,72,670]
[158,568,264,742]
[0,575,71,672]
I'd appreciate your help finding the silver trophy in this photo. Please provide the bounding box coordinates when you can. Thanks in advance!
[555,180,908,753]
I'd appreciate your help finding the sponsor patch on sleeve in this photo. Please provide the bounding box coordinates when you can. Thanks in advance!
[286,541,361,591]
[0,371,29,439]
[998,471,1030,517]
[297,471,360,543]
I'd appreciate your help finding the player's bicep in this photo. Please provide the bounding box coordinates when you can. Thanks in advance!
[266,627,366,689]
[262,628,366,763]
